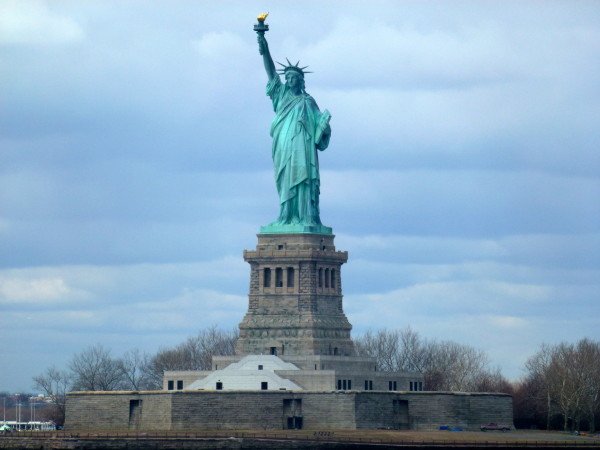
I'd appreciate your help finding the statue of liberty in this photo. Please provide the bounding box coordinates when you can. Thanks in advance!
[255,15,332,234]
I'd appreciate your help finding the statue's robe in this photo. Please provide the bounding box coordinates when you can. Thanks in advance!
[267,76,331,225]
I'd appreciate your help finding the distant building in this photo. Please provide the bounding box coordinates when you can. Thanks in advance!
[1,421,56,431]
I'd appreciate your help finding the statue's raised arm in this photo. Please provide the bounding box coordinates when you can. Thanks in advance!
[257,34,276,81]
[255,14,276,81]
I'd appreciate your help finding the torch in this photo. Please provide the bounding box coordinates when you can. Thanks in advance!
[254,12,269,35]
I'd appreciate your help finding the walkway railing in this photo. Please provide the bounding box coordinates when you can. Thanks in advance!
[1,430,599,448]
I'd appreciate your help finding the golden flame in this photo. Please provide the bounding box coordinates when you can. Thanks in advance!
[257,12,269,22]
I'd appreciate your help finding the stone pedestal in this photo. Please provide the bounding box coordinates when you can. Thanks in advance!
[237,233,355,357]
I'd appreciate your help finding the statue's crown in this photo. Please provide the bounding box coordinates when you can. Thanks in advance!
[277,58,312,77]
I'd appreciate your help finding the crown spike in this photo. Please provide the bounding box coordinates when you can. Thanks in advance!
[277,58,313,77]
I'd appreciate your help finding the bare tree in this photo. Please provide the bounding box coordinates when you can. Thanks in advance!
[32,366,72,425]
[472,366,514,394]
[398,327,431,372]
[525,343,554,429]
[425,340,493,392]
[523,338,600,431]
[193,325,238,367]
[355,327,508,393]
[512,377,543,429]
[578,339,600,433]
[69,344,125,391]
[550,342,587,431]
[145,325,238,389]
[144,344,197,390]
[355,327,431,373]
[118,348,153,391]
[355,329,402,372]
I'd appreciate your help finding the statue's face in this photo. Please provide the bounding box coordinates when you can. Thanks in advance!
[286,72,303,91]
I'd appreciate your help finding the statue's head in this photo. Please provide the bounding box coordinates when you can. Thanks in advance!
[277,59,311,92]
[285,70,305,92]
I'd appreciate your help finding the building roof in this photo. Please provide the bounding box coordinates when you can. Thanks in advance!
[186,355,302,391]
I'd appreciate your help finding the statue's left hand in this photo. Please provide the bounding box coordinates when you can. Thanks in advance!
[319,110,331,129]
[316,110,332,148]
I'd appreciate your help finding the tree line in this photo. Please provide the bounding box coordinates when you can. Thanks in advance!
[355,328,511,393]
[32,326,599,431]
[356,329,600,432]
[32,325,238,424]
[514,338,600,432]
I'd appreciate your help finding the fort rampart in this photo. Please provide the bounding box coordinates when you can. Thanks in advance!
[65,390,513,432]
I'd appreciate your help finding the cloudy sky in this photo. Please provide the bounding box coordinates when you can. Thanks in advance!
[1,0,599,393]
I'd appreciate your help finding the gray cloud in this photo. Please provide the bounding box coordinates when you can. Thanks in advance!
[1,0,599,391]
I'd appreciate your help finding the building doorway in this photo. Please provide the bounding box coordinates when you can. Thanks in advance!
[283,399,302,429]
[128,400,142,430]
[286,416,303,430]
[393,399,409,430]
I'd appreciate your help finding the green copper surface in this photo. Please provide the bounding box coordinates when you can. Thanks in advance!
[260,223,333,235]
[255,17,332,234]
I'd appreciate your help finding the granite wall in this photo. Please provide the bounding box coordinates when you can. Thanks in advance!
[65,391,512,432]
